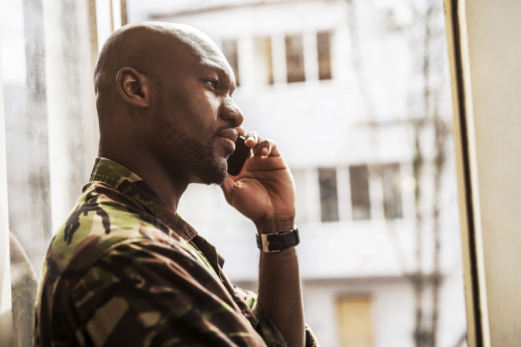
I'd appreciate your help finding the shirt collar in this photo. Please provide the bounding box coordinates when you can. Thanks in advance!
[87,157,198,241]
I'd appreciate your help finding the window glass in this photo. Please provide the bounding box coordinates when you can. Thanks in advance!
[1,1,51,344]
[3,0,51,276]
[350,165,371,220]
[317,31,332,80]
[318,168,339,222]
[1,0,98,344]
[125,1,468,343]
[0,1,51,346]
[253,37,273,85]
[337,296,373,347]
[0,0,468,345]
[285,34,305,83]
[381,163,403,219]
[222,39,240,86]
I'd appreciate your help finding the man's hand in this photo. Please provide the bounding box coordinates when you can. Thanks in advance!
[221,128,306,347]
[220,128,296,234]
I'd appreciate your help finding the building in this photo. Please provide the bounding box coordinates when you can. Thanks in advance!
[128,0,468,346]
[0,0,467,345]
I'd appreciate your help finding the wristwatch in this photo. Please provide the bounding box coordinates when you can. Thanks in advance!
[256,226,300,253]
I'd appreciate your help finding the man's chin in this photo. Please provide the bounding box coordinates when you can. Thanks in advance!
[193,158,227,185]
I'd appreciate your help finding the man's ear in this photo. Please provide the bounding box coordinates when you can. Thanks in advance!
[116,67,151,108]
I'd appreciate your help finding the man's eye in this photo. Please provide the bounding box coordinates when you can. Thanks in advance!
[206,80,217,88]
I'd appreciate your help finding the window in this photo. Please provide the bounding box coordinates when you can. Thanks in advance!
[0,1,468,346]
[337,296,373,347]
[317,31,332,80]
[381,163,403,219]
[285,34,305,83]
[222,39,240,86]
[253,37,273,85]
[0,1,123,344]
[318,168,339,222]
[350,165,371,220]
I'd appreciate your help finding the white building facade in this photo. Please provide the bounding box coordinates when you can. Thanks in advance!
[131,1,468,346]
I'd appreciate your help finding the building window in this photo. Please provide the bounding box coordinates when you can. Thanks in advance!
[350,165,371,220]
[336,296,373,347]
[381,163,403,219]
[317,31,332,80]
[222,39,240,86]
[253,37,273,85]
[319,168,339,222]
[285,34,305,83]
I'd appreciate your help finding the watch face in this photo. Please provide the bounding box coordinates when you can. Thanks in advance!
[257,228,299,252]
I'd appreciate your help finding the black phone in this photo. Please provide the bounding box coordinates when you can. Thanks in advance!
[227,136,251,175]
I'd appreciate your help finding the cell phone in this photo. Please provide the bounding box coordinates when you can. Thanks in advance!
[227,136,251,175]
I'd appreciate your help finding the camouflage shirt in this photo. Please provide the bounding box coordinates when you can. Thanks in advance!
[35,158,318,347]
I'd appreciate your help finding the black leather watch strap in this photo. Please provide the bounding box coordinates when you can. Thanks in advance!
[256,227,300,253]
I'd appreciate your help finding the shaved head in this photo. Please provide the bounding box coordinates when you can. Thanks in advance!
[94,22,243,190]
[94,22,225,121]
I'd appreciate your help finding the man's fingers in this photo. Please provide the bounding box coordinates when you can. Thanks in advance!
[253,139,276,157]
[245,132,261,147]
[241,130,281,157]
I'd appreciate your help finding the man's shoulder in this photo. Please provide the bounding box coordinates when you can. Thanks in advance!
[43,181,179,282]
[34,181,203,347]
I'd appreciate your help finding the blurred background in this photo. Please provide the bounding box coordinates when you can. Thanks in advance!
[0,0,467,346]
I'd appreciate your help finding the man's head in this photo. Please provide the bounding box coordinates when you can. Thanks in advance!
[95,22,243,185]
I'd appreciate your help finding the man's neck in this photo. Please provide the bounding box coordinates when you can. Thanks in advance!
[99,147,188,213]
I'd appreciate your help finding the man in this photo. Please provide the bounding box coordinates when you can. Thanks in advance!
[35,22,317,347]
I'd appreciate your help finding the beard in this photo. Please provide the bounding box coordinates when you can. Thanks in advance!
[151,78,227,185]
[179,131,228,185]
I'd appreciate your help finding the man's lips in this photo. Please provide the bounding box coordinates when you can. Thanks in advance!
[216,129,238,152]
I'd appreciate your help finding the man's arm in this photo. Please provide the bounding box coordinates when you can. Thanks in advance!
[255,247,305,347]
[221,130,306,347]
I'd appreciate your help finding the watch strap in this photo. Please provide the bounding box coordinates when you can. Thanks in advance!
[256,227,300,253]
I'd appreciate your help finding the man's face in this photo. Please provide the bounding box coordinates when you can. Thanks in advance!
[148,43,243,185]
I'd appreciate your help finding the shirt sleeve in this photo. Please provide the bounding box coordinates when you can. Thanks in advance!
[69,241,267,347]
[234,286,321,347]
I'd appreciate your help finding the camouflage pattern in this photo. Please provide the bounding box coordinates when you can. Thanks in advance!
[34,158,319,347]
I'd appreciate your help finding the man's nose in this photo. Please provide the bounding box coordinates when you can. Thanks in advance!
[220,97,244,127]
